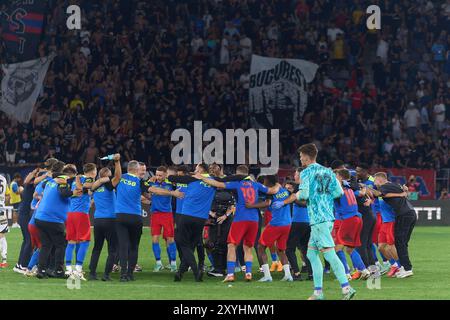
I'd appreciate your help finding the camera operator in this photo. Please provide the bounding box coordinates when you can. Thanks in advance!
[206,163,235,277]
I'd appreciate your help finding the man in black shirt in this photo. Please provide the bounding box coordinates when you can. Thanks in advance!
[371,172,416,278]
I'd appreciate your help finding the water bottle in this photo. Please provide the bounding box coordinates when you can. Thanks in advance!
[100,154,114,161]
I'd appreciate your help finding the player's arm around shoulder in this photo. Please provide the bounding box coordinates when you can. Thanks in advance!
[193,173,226,188]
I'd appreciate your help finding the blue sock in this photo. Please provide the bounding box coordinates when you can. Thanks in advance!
[336,250,350,274]
[380,251,388,262]
[76,243,80,255]
[27,249,40,270]
[389,258,396,265]
[76,242,89,266]
[166,247,170,261]
[371,244,378,262]
[271,253,277,262]
[65,243,76,266]
[207,253,214,267]
[227,261,236,275]
[350,250,366,271]
[245,261,252,274]
[396,260,401,267]
[168,242,177,262]
[152,243,161,261]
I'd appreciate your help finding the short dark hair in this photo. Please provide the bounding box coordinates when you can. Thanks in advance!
[63,164,78,175]
[197,163,209,173]
[336,168,351,180]
[51,161,66,173]
[257,175,265,184]
[330,160,345,170]
[177,165,190,174]
[44,158,59,170]
[13,173,21,180]
[263,175,278,187]
[156,166,167,173]
[168,165,178,172]
[99,167,111,178]
[83,163,97,174]
[236,165,249,175]
[298,143,318,159]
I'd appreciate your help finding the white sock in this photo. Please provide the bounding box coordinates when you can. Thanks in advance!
[66,265,73,272]
[156,260,162,265]
[314,289,322,295]
[283,264,291,278]
[262,264,271,278]
[75,265,83,272]
[170,261,177,266]
[0,237,7,261]
[342,285,351,294]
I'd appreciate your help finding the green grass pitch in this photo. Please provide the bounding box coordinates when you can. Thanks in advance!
[1,227,449,300]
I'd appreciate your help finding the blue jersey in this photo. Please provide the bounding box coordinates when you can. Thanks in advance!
[268,187,292,226]
[224,178,268,222]
[174,174,216,219]
[334,187,361,220]
[69,176,93,214]
[115,173,147,215]
[35,177,72,223]
[297,163,343,226]
[31,177,50,210]
[149,180,173,213]
[175,182,188,214]
[379,198,396,223]
[292,202,309,223]
[93,181,116,219]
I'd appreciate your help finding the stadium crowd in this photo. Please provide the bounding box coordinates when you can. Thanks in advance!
[0,0,449,170]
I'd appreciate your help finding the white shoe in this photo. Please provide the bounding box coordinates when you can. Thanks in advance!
[360,269,371,280]
[74,270,87,281]
[13,264,27,274]
[258,276,273,282]
[281,275,293,282]
[396,267,413,278]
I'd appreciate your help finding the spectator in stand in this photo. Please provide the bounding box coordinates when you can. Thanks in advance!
[0,0,447,172]
[406,175,421,200]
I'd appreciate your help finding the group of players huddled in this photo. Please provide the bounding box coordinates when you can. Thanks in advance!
[1,143,417,300]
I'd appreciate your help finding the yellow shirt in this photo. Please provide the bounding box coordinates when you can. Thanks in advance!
[333,39,345,59]
[69,99,85,111]
[8,182,21,204]
[352,10,364,25]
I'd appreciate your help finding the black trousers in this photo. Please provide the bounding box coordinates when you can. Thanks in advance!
[394,213,416,271]
[208,216,232,273]
[115,214,142,276]
[358,210,376,267]
[176,214,206,276]
[89,218,118,275]
[286,222,312,275]
[253,217,264,267]
[35,219,66,273]
[17,212,32,267]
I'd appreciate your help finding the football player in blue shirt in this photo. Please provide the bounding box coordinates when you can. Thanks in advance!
[34,162,81,279]
[65,163,97,280]
[88,156,121,281]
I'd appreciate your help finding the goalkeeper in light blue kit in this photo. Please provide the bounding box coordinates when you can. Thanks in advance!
[296,144,356,300]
